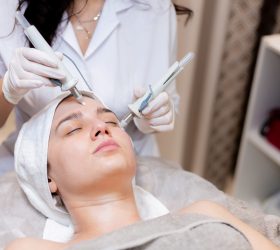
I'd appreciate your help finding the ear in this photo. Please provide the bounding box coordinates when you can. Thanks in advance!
[48,177,58,193]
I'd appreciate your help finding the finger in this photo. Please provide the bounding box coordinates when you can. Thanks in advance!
[25,73,56,86]
[151,123,174,132]
[144,104,170,119]
[20,56,65,80]
[141,92,169,115]
[9,58,26,80]
[133,86,146,99]
[20,47,59,67]
[10,64,45,89]
[15,79,48,90]
[149,110,173,126]
[11,65,57,87]
[55,51,64,60]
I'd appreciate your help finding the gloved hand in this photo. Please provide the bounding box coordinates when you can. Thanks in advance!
[2,47,65,104]
[133,87,175,133]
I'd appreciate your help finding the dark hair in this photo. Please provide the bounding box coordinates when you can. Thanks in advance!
[18,0,193,46]
[174,3,193,24]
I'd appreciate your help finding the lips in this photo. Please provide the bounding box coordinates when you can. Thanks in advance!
[93,139,120,154]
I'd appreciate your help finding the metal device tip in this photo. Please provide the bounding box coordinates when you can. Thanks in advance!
[70,87,85,105]
[76,95,86,105]
[120,119,129,128]
[120,113,134,128]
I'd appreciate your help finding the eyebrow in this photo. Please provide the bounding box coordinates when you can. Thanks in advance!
[97,107,119,121]
[56,111,83,131]
[55,107,117,131]
[97,107,116,116]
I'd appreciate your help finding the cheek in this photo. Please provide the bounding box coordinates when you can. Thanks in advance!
[116,129,133,148]
[117,131,136,164]
[48,136,90,177]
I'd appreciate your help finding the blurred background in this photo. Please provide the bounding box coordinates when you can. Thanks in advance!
[157,0,280,196]
[1,0,280,215]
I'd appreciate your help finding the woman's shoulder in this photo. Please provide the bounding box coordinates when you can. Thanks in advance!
[5,237,66,250]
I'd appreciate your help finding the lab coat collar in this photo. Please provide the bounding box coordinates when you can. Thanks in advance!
[84,0,133,59]
[0,0,23,37]
[56,0,134,59]
[56,13,81,56]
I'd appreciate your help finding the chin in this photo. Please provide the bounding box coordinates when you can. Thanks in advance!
[93,150,136,176]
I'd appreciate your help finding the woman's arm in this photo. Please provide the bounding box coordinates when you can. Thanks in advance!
[180,200,279,250]
[0,78,13,128]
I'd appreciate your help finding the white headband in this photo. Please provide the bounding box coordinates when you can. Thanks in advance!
[15,91,103,226]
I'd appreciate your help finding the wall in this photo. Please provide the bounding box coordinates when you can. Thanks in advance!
[156,0,206,166]
[157,0,231,170]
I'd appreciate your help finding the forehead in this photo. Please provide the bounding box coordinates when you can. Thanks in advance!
[53,96,104,120]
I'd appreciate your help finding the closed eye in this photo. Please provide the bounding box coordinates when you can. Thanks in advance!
[105,121,119,126]
[66,127,82,135]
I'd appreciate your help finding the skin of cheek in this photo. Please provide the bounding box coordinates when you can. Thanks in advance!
[47,126,137,202]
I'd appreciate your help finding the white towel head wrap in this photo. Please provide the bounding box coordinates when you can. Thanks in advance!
[15,91,107,226]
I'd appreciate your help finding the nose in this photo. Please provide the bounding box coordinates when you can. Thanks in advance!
[90,120,110,140]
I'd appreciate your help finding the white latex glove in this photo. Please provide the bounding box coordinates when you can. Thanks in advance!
[133,87,175,134]
[2,47,65,104]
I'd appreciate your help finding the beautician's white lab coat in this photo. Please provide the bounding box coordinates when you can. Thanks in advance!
[0,0,179,173]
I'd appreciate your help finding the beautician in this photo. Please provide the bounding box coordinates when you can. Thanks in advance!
[0,0,192,173]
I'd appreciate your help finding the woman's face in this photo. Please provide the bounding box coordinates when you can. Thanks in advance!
[47,96,136,204]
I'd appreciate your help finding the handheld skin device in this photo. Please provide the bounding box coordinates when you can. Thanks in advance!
[120,52,195,128]
[15,11,85,105]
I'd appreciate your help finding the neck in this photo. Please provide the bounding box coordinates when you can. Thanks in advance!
[71,0,104,16]
[68,186,141,242]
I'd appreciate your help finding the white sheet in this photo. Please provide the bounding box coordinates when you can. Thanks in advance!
[43,185,169,243]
